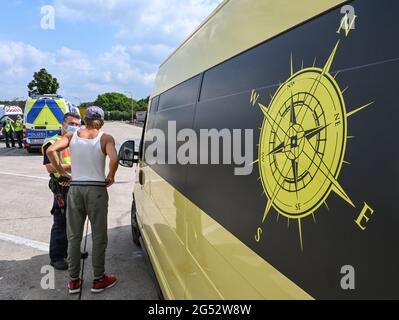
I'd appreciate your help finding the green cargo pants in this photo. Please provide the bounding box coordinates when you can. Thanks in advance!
[66,186,109,279]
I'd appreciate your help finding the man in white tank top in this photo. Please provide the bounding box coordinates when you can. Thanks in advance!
[47,106,119,294]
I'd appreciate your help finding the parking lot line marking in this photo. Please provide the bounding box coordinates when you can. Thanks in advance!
[0,232,49,252]
[0,171,48,181]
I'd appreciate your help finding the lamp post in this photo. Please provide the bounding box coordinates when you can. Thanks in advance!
[74,97,82,106]
[124,91,134,124]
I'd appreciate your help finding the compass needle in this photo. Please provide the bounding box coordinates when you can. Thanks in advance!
[295,41,341,124]
[268,142,285,156]
[291,159,299,194]
[290,52,294,76]
[323,40,340,75]
[324,202,330,211]
[262,200,273,223]
[347,101,375,118]
[298,219,304,252]
[302,140,355,208]
[259,103,291,141]
[262,158,291,223]
[290,89,297,125]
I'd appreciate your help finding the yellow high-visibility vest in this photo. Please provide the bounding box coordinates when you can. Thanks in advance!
[4,120,15,133]
[15,119,23,132]
[42,135,72,178]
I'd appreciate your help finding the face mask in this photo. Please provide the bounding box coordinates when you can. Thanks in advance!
[65,125,79,133]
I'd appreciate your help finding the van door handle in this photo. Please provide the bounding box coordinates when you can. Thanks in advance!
[139,170,145,186]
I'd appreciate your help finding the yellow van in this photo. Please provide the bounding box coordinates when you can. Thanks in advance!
[119,0,398,299]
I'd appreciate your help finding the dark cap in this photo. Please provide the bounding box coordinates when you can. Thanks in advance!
[86,106,105,120]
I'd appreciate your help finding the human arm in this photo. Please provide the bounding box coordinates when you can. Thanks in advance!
[45,163,71,174]
[103,134,119,187]
[46,133,73,177]
[43,144,71,174]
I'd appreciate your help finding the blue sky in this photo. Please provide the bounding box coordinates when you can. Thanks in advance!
[0,0,222,104]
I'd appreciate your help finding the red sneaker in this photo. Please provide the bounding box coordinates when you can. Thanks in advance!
[68,278,81,295]
[91,274,117,293]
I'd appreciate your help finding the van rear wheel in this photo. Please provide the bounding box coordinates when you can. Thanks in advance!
[131,198,141,247]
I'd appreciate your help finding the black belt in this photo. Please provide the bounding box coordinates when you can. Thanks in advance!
[70,181,107,187]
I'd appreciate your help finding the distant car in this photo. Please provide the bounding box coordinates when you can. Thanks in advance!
[135,111,147,123]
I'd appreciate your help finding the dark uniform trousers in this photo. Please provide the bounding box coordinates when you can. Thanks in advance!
[5,131,15,148]
[49,180,69,263]
[15,131,23,148]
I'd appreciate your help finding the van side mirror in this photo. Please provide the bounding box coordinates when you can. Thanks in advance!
[118,140,139,167]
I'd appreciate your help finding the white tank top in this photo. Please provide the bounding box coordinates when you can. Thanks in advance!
[70,131,106,183]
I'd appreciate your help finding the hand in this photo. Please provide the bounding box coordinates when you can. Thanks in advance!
[59,181,71,187]
[57,167,69,177]
[105,175,115,188]
[58,172,71,187]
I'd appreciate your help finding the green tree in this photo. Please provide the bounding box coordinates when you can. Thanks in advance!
[108,111,131,121]
[94,92,136,112]
[77,93,149,118]
[137,96,150,111]
[28,68,60,97]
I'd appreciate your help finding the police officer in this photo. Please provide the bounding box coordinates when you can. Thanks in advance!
[42,112,81,270]
[14,115,24,149]
[4,118,15,148]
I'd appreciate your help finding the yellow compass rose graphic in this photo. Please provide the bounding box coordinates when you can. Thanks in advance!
[252,38,374,250]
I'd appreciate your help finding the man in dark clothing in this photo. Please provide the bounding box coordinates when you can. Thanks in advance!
[14,115,24,149]
[4,118,15,148]
[42,112,81,270]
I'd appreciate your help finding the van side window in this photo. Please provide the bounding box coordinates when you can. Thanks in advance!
[142,96,159,163]
[144,76,201,189]
[149,96,160,115]
[158,75,201,112]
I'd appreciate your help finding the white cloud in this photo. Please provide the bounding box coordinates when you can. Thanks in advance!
[54,0,222,45]
[0,42,50,77]
[0,41,157,101]
[0,0,222,101]
[56,47,91,74]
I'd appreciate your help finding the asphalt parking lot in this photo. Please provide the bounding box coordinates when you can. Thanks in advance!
[0,122,159,300]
